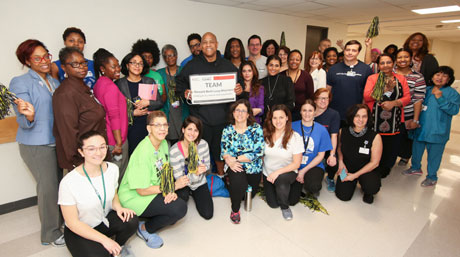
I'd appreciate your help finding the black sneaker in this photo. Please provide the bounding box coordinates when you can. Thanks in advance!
[363,194,374,204]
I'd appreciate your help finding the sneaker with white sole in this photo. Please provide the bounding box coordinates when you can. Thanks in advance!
[42,234,65,247]
[421,178,437,187]
[402,168,422,176]
[136,221,163,249]
[281,208,293,220]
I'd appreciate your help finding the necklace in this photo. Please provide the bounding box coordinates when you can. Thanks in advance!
[349,126,367,137]
[267,75,280,100]
[288,69,300,83]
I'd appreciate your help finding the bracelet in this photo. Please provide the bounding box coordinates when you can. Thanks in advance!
[114,145,122,150]
[413,120,419,124]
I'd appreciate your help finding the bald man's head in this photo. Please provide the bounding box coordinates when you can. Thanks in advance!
[201,32,218,61]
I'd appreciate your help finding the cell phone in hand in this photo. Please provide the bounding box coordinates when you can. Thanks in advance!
[340,168,347,181]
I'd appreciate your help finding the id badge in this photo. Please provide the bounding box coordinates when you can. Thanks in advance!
[302,155,309,165]
[172,100,180,108]
[359,147,370,155]
[155,159,164,170]
[346,71,356,77]
[422,105,428,111]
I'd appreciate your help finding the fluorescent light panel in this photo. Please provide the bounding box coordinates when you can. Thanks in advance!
[441,19,460,23]
[412,5,460,15]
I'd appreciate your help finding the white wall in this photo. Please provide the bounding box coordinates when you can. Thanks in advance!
[0,143,36,204]
[0,0,347,205]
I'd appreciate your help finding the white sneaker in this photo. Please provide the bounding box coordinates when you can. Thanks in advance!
[42,234,65,247]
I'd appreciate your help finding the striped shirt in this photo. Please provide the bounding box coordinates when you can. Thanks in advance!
[395,69,426,119]
[170,140,210,191]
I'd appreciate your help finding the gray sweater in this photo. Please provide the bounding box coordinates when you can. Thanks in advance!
[170,140,210,190]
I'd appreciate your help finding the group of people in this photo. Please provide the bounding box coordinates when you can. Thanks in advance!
[9,26,459,257]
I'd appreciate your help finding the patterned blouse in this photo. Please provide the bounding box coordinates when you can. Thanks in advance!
[397,69,426,120]
[220,123,264,174]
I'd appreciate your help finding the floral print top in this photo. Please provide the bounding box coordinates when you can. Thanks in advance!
[220,123,264,174]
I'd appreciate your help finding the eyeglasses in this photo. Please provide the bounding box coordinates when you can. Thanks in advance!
[189,42,200,49]
[234,109,248,113]
[82,145,108,154]
[149,123,169,129]
[66,61,88,68]
[31,54,52,63]
[129,62,144,67]
[164,54,176,59]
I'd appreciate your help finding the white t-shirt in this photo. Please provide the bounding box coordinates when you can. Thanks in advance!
[58,162,119,228]
[311,68,327,92]
[263,132,304,176]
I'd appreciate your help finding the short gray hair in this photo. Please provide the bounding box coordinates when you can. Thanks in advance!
[161,44,177,57]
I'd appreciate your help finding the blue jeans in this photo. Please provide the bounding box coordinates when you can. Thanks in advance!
[411,140,446,181]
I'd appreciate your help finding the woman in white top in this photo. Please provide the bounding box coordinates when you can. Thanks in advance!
[263,104,303,220]
[58,131,137,257]
[307,51,327,92]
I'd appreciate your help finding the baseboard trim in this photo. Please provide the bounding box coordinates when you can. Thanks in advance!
[0,196,37,215]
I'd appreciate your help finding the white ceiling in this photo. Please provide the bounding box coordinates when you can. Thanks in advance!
[189,0,460,42]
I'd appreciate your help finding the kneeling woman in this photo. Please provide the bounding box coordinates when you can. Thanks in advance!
[292,99,332,198]
[221,99,264,224]
[58,131,138,257]
[263,104,303,220]
[335,104,382,204]
[118,111,187,249]
[170,116,213,220]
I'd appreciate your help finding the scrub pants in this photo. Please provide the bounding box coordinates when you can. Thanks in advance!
[411,140,446,181]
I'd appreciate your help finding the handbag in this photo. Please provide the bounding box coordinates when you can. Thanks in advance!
[206,174,229,197]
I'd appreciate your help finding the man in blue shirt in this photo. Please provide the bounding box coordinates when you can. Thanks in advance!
[327,40,372,126]
[180,33,201,67]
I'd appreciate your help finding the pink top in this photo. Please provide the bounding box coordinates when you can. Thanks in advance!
[93,76,128,146]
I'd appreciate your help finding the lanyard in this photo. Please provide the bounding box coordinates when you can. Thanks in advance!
[301,122,315,152]
[82,164,106,210]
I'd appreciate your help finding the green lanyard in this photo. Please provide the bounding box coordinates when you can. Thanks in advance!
[82,164,106,210]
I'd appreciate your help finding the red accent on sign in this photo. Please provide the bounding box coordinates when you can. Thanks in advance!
[213,75,234,80]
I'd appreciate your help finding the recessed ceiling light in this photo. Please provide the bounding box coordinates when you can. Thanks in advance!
[412,5,460,15]
[441,19,460,23]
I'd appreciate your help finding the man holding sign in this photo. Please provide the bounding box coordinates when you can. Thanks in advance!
[177,32,244,176]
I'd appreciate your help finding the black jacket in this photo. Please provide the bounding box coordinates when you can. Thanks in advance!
[176,51,244,126]
[115,76,164,112]
[420,54,439,85]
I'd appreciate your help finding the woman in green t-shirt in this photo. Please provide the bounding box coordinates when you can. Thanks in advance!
[118,111,187,249]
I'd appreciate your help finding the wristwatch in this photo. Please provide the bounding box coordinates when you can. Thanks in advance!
[236,155,239,161]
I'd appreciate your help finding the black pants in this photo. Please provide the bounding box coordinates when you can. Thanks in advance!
[398,125,413,160]
[335,169,381,201]
[324,151,338,180]
[64,211,138,257]
[140,194,187,234]
[176,183,214,220]
[263,172,297,210]
[291,166,325,197]
[228,168,261,212]
[202,123,225,162]
[376,134,401,178]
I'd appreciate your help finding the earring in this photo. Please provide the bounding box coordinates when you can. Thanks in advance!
[102,71,105,75]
